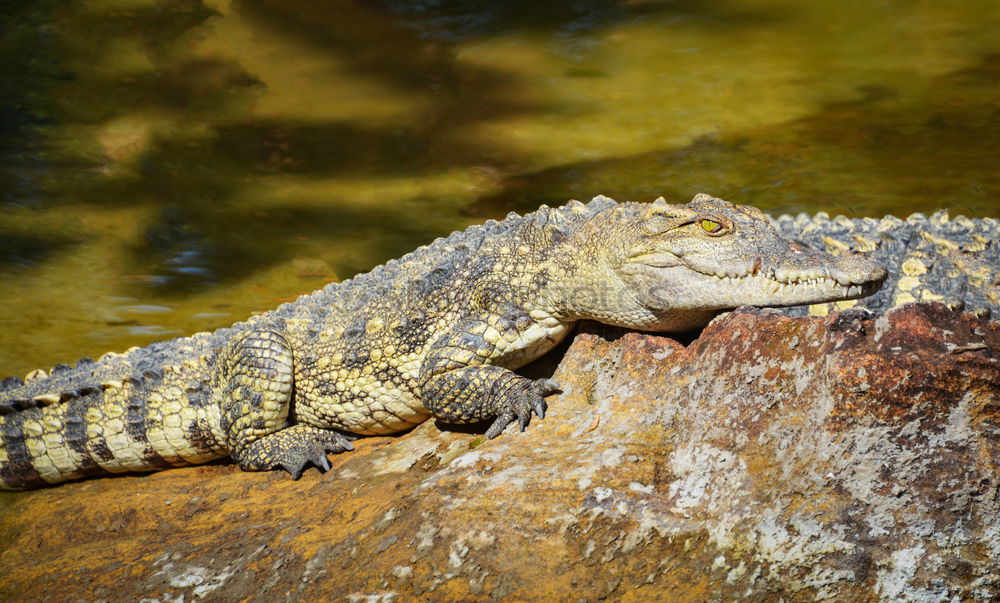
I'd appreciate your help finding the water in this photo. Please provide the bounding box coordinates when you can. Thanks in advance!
[1,0,998,376]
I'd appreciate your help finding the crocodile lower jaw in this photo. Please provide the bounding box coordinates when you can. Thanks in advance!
[708,272,882,305]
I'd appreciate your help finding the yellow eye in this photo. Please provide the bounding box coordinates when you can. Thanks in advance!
[700,219,724,234]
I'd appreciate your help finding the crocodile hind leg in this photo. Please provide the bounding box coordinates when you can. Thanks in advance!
[217,330,353,478]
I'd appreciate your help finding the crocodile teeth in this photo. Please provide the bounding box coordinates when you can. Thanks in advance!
[710,269,875,301]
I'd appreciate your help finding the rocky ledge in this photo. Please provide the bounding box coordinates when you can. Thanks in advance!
[0,302,997,601]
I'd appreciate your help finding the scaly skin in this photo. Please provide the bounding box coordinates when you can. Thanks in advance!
[770,211,999,319]
[0,193,899,489]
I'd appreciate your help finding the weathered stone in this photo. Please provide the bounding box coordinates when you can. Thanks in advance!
[0,302,996,601]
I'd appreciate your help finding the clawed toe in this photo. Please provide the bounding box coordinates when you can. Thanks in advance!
[283,449,333,480]
[485,411,515,439]
[518,411,531,432]
[538,378,561,393]
[283,432,354,479]
[286,459,308,480]
[234,425,358,478]
[484,377,560,438]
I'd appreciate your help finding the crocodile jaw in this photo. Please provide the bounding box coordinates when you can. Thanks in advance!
[690,269,886,308]
[619,258,886,323]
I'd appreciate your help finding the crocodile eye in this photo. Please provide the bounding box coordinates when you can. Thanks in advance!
[700,219,725,234]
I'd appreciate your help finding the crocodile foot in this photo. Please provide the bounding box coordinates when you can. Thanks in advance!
[485,378,561,439]
[280,429,356,480]
[233,424,355,478]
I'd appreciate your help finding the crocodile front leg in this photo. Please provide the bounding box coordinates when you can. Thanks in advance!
[217,329,352,478]
[418,321,561,438]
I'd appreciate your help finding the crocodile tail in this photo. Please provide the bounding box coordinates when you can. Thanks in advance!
[0,395,110,489]
[0,360,229,490]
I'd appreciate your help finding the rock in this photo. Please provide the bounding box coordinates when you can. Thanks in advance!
[0,302,996,601]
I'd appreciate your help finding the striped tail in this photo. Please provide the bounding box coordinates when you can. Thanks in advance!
[0,361,229,490]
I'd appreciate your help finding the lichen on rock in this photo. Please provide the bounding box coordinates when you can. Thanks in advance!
[0,302,996,601]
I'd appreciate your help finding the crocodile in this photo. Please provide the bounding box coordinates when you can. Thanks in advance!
[0,191,966,490]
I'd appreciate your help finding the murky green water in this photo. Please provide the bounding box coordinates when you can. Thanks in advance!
[1,0,998,376]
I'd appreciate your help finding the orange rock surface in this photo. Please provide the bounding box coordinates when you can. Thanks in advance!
[0,302,996,601]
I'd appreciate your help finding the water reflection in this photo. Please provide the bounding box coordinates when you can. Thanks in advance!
[379,0,779,41]
[466,55,1000,218]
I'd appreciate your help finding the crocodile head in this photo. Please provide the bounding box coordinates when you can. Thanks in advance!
[556,193,887,331]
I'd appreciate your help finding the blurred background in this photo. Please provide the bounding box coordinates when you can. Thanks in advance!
[1,0,998,375]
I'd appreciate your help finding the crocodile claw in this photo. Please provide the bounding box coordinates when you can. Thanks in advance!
[485,378,561,439]
[276,429,354,479]
[286,454,330,481]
